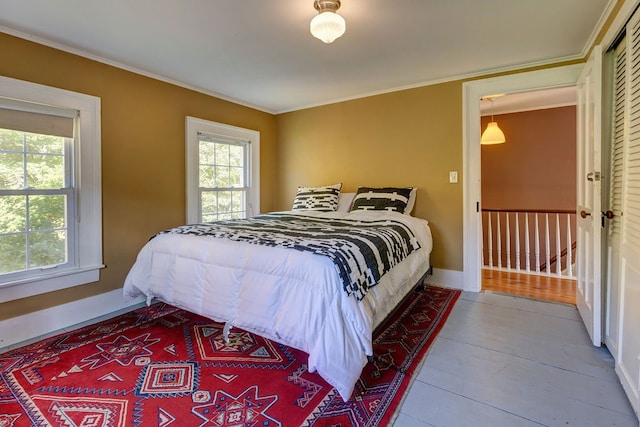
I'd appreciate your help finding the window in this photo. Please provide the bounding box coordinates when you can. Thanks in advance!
[186,117,260,224]
[0,76,102,303]
[0,105,75,275]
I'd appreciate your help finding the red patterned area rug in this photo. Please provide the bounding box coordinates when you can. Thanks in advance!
[0,285,459,426]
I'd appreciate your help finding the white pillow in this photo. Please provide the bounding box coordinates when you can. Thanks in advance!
[405,188,417,215]
[337,192,356,212]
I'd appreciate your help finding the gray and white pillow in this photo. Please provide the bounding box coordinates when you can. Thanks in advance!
[292,183,342,211]
[350,187,414,213]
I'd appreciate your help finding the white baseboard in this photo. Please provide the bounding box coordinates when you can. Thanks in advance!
[426,268,465,290]
[0,289,145,351]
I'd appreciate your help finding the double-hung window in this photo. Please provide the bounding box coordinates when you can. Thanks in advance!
[198,134,248,221]
[0,102,76,276]
[0,76,102,302]
[186,117,260,224]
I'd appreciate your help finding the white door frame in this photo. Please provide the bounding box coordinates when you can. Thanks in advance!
[462,65,584,292]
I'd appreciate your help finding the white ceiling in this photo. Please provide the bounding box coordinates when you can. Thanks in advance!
[0,0,612,114]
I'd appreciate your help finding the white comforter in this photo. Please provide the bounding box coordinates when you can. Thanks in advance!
[123,210,432,401]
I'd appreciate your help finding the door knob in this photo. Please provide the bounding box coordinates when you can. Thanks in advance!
[580,210,591,218]
[586,171,601,182]
[602,210,615,219]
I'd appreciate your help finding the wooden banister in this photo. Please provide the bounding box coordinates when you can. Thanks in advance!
[540,240,576,271]
[482,208,575,214]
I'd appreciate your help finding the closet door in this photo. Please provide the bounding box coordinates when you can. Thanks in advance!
[617,8,640,414]
[576,45,603,347]
[604,39,626,356]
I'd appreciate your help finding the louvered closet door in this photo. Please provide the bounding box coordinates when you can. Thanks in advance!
[618,8,640,412]
[604,39,626,356]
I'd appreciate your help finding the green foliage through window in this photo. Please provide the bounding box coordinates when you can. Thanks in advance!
[0,128,69,274]
[198,138,247,221]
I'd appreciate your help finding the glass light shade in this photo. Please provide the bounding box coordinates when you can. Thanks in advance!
[481,121,506,145]
[310,11,346,43]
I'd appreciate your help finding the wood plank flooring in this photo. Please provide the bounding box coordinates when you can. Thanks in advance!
[481,268,576,305]
[394,291,638,426]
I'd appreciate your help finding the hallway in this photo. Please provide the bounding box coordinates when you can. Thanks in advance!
[481,268,576,305]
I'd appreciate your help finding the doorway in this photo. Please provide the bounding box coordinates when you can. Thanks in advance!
[462,64,584,294]
[478,89,578,305]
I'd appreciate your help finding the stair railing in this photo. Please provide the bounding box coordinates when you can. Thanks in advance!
[481,209,576,278]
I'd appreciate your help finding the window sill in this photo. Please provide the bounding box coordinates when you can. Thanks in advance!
[0,265,106,303]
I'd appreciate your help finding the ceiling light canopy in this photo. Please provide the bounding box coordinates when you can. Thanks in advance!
[310,0,346,44]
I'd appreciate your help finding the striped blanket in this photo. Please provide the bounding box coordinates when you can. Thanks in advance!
[159,213,420,300]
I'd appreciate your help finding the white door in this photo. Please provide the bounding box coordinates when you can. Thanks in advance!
[576,45,603,347]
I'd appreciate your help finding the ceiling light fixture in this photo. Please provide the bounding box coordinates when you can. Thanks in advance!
[310,0,346,44]
[480,96,506,145]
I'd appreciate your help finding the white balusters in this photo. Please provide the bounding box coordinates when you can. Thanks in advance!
[481,209,576,279]
[515,213,520,271]
[555,213,562,276]
[535,214,541,273]
[506,213,511,269]
[481,212,485,266]
[525,214,531,272]
[566,214,573,276]
[487,213,493,268]
[544,214,550,274]
[496,213,502,269]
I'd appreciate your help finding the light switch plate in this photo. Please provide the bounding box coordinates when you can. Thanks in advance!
[449,171,458,183]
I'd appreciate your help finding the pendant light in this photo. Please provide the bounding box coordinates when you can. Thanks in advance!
[481,97,506,145]
[310,0,346,43]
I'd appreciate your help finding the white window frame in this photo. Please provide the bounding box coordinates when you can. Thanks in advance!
[0,76,102,303]
[186,117,260,224]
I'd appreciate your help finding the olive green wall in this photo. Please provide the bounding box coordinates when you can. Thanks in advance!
[275,82,463,270]
[0,32,278,320]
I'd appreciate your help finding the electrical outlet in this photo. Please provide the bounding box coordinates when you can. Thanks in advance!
[449,171,458,183]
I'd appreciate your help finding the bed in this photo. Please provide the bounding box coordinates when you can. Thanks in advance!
[123,187,433,401]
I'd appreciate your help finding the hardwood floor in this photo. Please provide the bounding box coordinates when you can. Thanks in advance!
[481,268,576,305]
[395,291,638,426]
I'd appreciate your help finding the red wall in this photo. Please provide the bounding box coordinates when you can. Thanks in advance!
[481,106,576,211]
